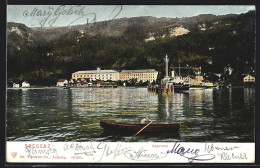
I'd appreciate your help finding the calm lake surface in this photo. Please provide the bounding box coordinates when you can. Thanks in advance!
[7,87,255,142]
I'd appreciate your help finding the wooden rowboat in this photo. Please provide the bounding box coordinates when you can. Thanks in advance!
[100,120,180,135]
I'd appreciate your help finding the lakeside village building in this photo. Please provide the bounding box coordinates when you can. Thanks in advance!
[243,74,255,83]
[56,79,69,87]
[12,81,30,88]
[70,68,158,86]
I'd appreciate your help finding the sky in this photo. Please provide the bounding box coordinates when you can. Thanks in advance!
[7,5,255,27]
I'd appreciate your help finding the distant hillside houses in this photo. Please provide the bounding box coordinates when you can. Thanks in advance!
[71,68,158,83]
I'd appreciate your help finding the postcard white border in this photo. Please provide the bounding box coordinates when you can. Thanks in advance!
[6,142,255,163]
[6,5,256,165]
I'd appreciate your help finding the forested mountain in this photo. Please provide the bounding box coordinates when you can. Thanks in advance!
[7,11,255,86]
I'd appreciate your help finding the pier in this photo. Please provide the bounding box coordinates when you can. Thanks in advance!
[148,84,174,94]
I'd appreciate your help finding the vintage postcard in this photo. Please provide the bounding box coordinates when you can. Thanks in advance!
[6,5,255,163]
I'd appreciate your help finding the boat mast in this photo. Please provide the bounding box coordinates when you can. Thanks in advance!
[178,56,181,77]
[165,54,169,79]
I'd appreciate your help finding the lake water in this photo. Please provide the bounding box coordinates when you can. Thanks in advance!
[7,87,255,142]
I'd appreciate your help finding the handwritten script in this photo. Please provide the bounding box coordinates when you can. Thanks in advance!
[62,142,167,162]
[25,143,58,158]
[204,143,248,161]
[23,5,123,27]
[166,142,215,163]
[204,143,240,153]
[15,142,253,163]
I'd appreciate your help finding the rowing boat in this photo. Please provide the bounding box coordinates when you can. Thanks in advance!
[100,120,180,135]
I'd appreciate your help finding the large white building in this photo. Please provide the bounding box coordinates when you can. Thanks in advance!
[119,69,158,83]
[72,68,158,82]
[72,68,120,81]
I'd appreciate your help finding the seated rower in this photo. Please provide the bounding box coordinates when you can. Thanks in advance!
[140,116,151,124]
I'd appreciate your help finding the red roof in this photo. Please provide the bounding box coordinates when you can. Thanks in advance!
[193,67,201,71]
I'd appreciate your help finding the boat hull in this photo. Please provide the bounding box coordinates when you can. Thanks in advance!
[173,84,190,91]
[100,120,180,135]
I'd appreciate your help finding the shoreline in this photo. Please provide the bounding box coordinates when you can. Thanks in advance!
[6,86,148,89]
[7,85,255,90]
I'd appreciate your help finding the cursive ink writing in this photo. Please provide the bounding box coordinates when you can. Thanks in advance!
[204,143,240,153]
[124,147,167,161]
[25,143,58,156]
[23,5,88,27]
[84,5,122,32]
[166,142,215,163]
[217,152,248,161]
[109,5,123,20]
[63,142,96,157]
[23,5,123,28]
[64,142,94,151]
[95,142,132,162]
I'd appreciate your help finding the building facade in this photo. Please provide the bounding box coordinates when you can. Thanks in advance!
[22,81,30,88]
[119,69,158,83]
[72,68,120,81]
[13,83,20,88]
[72,69,158,83]
[57,79,68,86]
[243,75,255,83]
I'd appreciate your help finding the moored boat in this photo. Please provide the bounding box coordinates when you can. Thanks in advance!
[173,83,190,91]
[100,120,180,135]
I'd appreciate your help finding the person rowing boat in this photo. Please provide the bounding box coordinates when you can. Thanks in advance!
[140,116,152,124]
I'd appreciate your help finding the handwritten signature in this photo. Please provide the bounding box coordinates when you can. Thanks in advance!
[22,142,251,162]
[204,143,248,161]
[217,152,248,161]
[95,142,132,161]
[91,143,167,162]
[124,147,167,161]
[23,5,123,27]
[166,142,215,163]
[25,143,58,156]
[204,143,240,153]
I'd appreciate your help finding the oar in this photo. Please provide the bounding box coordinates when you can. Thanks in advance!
[134,120,153,136]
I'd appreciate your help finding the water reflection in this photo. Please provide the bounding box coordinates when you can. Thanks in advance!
[7,87,254,142]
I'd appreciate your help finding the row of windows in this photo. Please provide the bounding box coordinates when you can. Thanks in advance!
[120,73,156,76]
[77,77,114,80]
[73,74,157,78]
[73,74,118,78]
[92,77,113,80]
[244,78,255,81]
[121,76,156,79]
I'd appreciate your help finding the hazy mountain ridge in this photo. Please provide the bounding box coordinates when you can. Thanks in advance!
[7,14,236,40]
